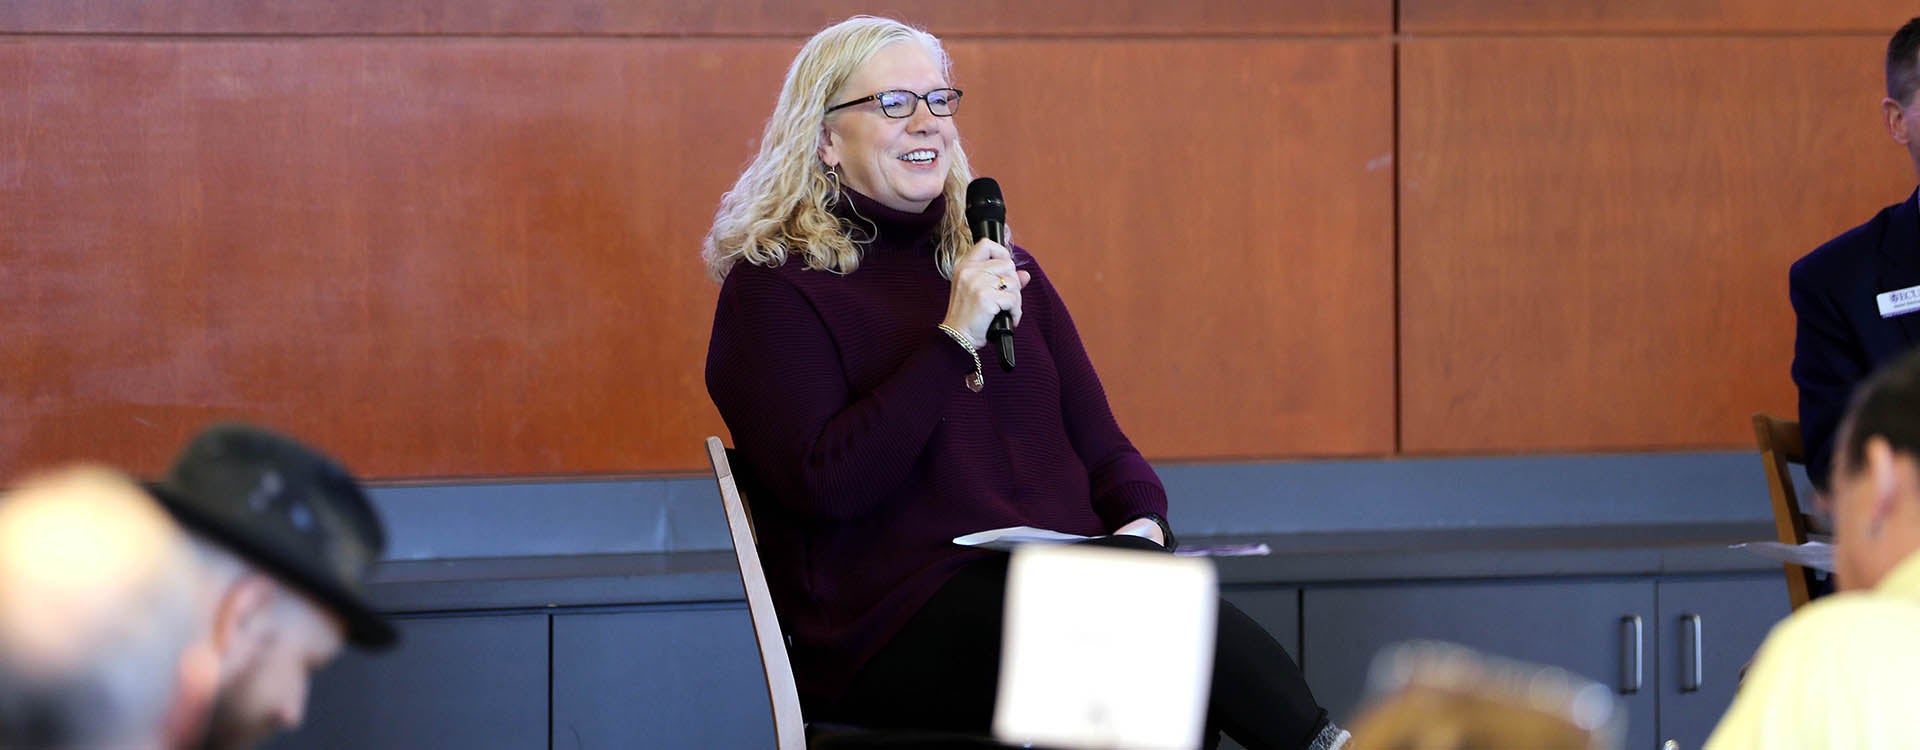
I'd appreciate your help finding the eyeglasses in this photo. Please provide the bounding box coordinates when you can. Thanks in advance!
[825,88,964,119]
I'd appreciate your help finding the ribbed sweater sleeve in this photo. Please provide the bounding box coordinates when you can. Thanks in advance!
[706,263,977,522]
[1026,257,1170,530]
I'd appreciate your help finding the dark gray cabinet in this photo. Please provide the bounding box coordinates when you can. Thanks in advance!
[266,613,548,750]
[1655,577,1790,750]
[255,572,1785,750]
[551,604,774,749]
[1300,576,1789,750]
[1304,579,1660,748]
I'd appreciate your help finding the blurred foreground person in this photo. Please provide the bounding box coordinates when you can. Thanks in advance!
[0,423,396,750]
[1348,641,1622,750]
[1708,348,1920,748]
[0,465,205,750]
[148,423,397,749]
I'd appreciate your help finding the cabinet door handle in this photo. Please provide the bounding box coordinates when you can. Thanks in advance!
[1620,615,1643,694]
[1680,613,1703,693]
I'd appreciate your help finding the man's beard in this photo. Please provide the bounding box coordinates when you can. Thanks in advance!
[193,677,272,750]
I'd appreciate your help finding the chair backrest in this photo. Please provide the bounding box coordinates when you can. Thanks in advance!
[706,436,808,750]
[1751,413,1819,610]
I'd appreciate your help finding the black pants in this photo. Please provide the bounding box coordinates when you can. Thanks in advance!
[830,537,1330,750]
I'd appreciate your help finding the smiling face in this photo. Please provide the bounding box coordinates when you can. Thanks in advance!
[819,41,957,213]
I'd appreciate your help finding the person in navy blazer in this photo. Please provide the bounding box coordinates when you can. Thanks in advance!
[1795,16,1920,492]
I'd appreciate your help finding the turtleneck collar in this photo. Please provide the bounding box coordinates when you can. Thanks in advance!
[833,186,946,252]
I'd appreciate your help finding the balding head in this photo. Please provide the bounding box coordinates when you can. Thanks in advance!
[0,465,205,749]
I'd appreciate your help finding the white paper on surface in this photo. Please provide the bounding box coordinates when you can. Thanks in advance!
[993,544,1217,750]
[952,525,1092,550]
[1173,543,1272,558]
[1731,540,1835,573]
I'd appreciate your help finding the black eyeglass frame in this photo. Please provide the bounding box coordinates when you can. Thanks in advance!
[824,88,964,119]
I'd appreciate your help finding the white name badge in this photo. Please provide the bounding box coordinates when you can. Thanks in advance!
[1879,285,1920,318]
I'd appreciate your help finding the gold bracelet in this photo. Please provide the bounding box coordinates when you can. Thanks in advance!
[936,324,985,392]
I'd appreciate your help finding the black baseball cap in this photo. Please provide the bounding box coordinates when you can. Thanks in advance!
[147,423,396,648]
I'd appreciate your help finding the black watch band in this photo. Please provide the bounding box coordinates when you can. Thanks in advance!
[1132,512,1177,552]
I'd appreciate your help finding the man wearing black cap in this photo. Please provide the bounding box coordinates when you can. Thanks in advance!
[147,422,397,749]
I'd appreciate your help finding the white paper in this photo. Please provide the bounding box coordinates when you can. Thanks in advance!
[1731,540,1835,573]
[994,545,1217,750]
[952,525,1092,550]
[1174,543,1271,558]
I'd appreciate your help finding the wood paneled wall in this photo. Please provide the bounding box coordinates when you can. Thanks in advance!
[1,2,1912,478]
[1401,1,1913,34]
[0,1,1384,36]
[1398,23,1913,455]
[951,40,1395,461]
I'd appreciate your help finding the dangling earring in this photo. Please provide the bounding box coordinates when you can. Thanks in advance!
[824,163,842,194]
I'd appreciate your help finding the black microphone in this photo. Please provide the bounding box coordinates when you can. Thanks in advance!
[965,177,1015,372]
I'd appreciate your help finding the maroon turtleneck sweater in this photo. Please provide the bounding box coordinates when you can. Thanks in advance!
[704,188,1168,709]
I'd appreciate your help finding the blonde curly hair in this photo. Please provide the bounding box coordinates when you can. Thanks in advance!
[703,15,976,281]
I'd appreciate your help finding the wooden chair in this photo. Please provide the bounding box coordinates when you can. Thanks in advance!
[707,436,809,749]
[1750,414,1823,611]
[706,437,1015,750]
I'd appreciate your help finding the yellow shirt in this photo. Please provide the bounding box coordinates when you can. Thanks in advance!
[1706,554,1920,749]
